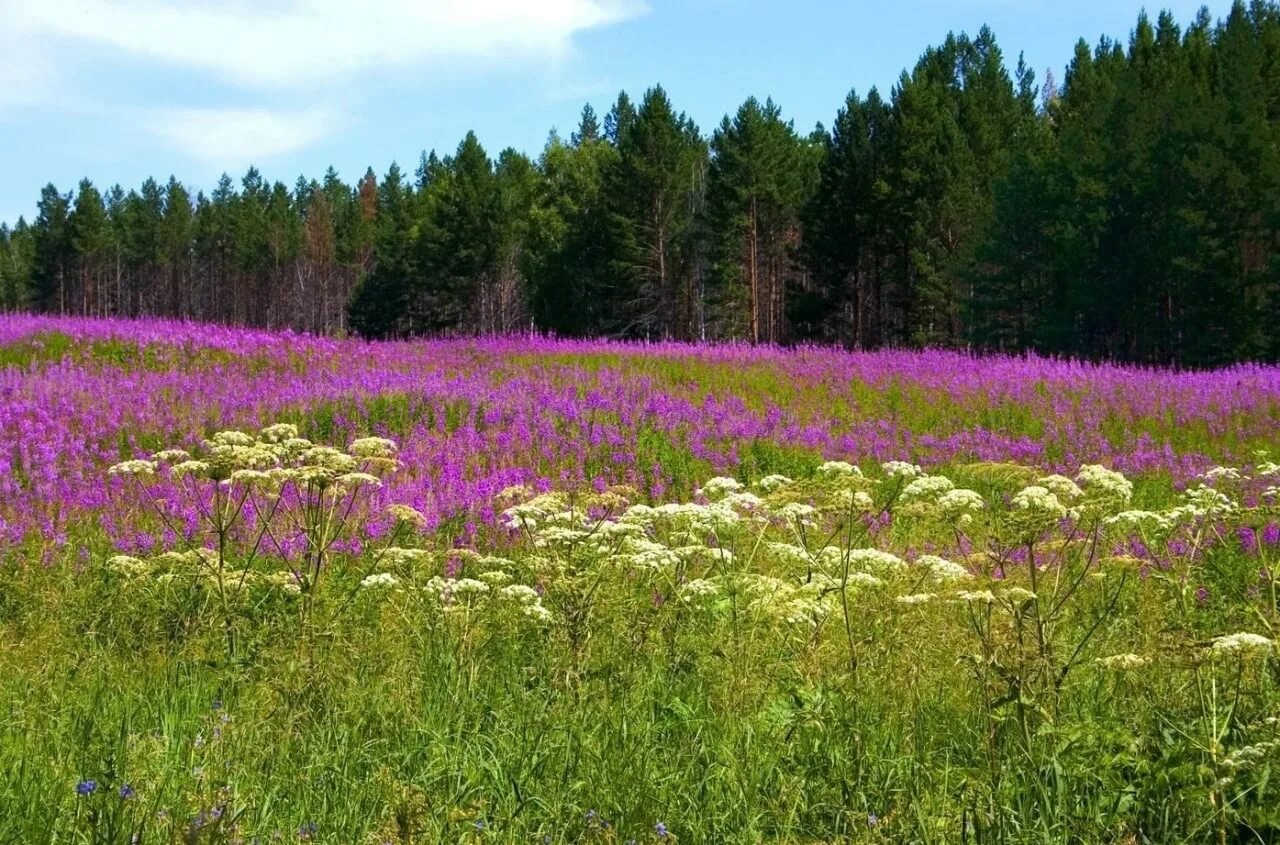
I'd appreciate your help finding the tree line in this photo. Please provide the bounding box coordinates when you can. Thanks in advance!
[2,2,1278,365]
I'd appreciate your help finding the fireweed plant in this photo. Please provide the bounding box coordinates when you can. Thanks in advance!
[0,316,1279,842]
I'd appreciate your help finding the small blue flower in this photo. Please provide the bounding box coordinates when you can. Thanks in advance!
[868,812,878,827]
[75,780,97,796]
[655,821,669,839]
[119,784,136,800]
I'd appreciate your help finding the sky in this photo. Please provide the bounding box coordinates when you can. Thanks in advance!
[0,0,1233,226]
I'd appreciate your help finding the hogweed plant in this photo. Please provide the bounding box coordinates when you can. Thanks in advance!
[107,424,425,657]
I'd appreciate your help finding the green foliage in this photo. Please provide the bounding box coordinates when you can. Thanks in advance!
[5,455,1280,842]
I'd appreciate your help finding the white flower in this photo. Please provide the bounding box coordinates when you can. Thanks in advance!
[1210,632,1273,658]
[107,555,150,577]
[335,472,382,490]
[756,474,794,492]
[620,504,658,525]
[498,584,541,604]
[1178,485,1238,519]
[534,525,590,547]
[258,423,300,443]
[228,469,275,487]
[679,579,721,603]
[895,593,936,606]
[153,449,191,463]
[349,436,398,459]
[1256,462,1280,478]
[834,489,876,512]
[937,489,985,518]
[767,542,812,568]
[901,475,955,501]
[591,520,644,542]
[817,461,862,478]
[957,590,996,604]
[382,547,431,568]
[360,572,399,590]
[209,430,255,447]
[436,578,490,604]
[1012,486,1068,520]
[265,571,302,595]
[721,491,765,512]
[1202,466,1244,483]
[170,460,212,480]
[522,602,554,624]
[776,502,818,526]
[917,555,972,583]
[1075,464,1134,508]
[1037,474,1083,501]
[479,570,514,586]
[387,504,428,530]
[846,548,908,573]
[108,459,157,477]
[1000,587,1037,604]
[615,537,681,570]
[1223,741,1279,770]
[881,461,924,480]
[1106,510,1176,534]
[845,572,886,588]
[1096,653,1150,670]
[698,476,744,501]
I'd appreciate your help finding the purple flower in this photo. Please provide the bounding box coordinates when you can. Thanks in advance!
[119,784,136,800]
[868,813,878,828]
[655,822,669,838]
[75,780,97,796]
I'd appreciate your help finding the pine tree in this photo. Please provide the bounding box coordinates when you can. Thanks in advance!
[571,104,601,147]
[161,178,193,318]
[801,88,895,346]
[603,91,637,145]
[31,184,73,314]
[527,129,622,336]
[349,164,414,338]
[69,180,111,316]
[706,97,808,342]
[608,86,707,338]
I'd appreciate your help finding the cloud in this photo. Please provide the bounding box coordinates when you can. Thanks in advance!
[144,107,338,163]
[9,0,644,89]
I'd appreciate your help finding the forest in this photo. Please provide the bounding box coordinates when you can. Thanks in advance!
[1,2,1278,366]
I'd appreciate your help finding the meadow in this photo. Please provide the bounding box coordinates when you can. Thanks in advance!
[1,314,1278,843]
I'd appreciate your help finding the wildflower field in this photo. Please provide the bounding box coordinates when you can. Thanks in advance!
[2,315,1280,844]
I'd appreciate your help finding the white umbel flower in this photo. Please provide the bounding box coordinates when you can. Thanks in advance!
[360,572,399,590]
[1210,632,1273,657]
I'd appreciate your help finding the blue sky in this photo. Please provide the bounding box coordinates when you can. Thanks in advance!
[0,0,1230,226]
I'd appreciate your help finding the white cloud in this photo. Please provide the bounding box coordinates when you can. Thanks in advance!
[144,107,338,163]
[4,0,643,161]
[9,0,643,89]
